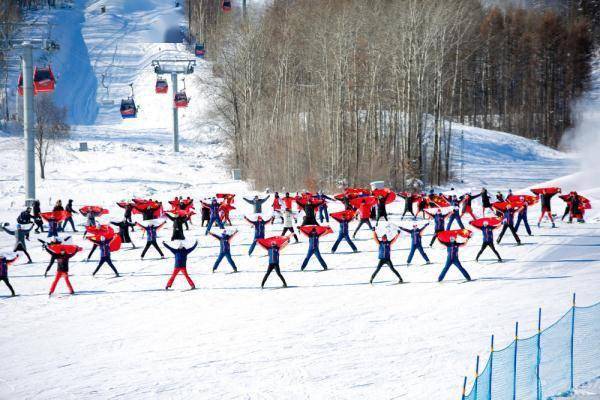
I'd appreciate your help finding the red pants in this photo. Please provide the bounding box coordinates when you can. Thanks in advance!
[49,271,74,295]
[461,206,476,220]
[167,267,195,289]
[539,210,554,223]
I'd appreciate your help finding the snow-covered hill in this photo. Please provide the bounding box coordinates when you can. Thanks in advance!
[0,1,598,399]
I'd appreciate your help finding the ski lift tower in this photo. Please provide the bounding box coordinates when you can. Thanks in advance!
[151,59,196,153]
[1,22,59,204]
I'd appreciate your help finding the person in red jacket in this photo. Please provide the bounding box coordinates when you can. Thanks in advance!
[272,192,284,224]
[353,198,375,238]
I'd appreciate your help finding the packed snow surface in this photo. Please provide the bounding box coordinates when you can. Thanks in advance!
[0,1,598,399]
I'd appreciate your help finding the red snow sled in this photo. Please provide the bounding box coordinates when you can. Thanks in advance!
[47,244,82,256]
[437,229,472,244]
[470,218,502,229]
[507,194,538,206]
[33,66,56,93]
[41,211,71,222]
[330,210,357,222]
[372,188,396,204]
[531,187,561,196]
[299,225,334,237]
[79,205,109,216]
[350,196,377,210]
[257,236,290,250]
[85,224,115,237]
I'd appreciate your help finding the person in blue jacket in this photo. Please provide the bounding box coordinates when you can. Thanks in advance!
[261,242,287,288]
[400,223,430,265]
[163,240,198,290]
[446,206,465,230]
[496,205,521,245]
[137,221,166,258]
[203,198,224,235]
[243,194,270,214]
[89,235,120,277]
[438,237,471,282]
[425,209,449,246]
[474,221,502,262]
[301,227,328,271]
[316,191,333,223]
[0,253,18,296]
[245,215,272,255]
[210,230,238,272]
[331,217,357,253]
[370,230,403,284]
[514,200,532,236]
[47,216,60,238]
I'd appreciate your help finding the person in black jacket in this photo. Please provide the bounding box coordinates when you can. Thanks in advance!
[62,199,78,232]
[32,200,44,233]
[375,195,390,226]
[2,223,33,263]
[111,219,136,248]
[165,212,188,240]
[0,254,18,296]
[480,188,493,216]
[38,236,71,277]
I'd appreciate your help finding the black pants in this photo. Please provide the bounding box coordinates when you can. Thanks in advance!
[1,277,15,296]
[62,217,77,232]
[302,215,319,226]
[34,217,44,233]
[87,244,98,260]
[476,242,502,261]
[430,230,442,246]
[93,256,119,276]
[497,224,521,244]
[561,206,570,221]
[141,240,164,258]
[354,218,373,237]
[402,209,415,218]
[281,227,298,242]
[45,256,56,276]
[376,214,388,225]
[261,263,287,287]
[15,243,32,263]
[370,259,402,283]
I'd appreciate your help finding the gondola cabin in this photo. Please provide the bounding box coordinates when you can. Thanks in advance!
[221,0,232,13]
[174,91,189,108]
[155,78,168,94]
[194,43,206,59]
[33,66,56,93]
[120,98,137,119]
[17,73,24,96]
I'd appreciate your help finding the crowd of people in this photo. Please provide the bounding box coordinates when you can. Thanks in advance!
[0,186,591,297]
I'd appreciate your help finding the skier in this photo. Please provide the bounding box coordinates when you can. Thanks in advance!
[1,223,33,263]
[353,198,375,238]
[137,221,166,259]
[281,209,299,243]
[202,198,224,234]
[300,226,328,271]
[165,211,189,240]
[438,237,471,282]
[460,192,481,220]
[497,205,521,245]
[163,240,198,290]
[110,219,137,248]
[32,200,44,233]
[473,220,502,262]
[400,223,430,265]
[0,253,18,296]
[425,208,449,246]
[210,230,238,272]
[331,211,358,253]
[88,235,120,277]
[46,247,80,296]
[243,194,270,214]
[480,188,493,216]
[245,215,273,255]
[316,191,333,223]
[63,199,78,232]
[514,199,532,236]
[370,230,403,284]
[537,188,560,228]
[261,241,288,289]
[446,205,465,230]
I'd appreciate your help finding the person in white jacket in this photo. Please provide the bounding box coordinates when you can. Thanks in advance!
[281,209,299,243]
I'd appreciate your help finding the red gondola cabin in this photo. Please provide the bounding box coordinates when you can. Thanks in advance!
[155,78,168,94]
[221,0,232,13]
[33,66,56,93]
[174,91,189,108]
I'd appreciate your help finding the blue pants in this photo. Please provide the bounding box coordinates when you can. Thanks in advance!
[62,217,77,232]
[438,258,471,281]
[515,214,531,235]
[248,237,263,255]
[213,252,237,271]
[93,256,119,276]
[407,244,429,264]
[446,214,465,230]
[331,232,357,253]
[205,216,224,234]
[318,206,329,223]
[301,247,327,270]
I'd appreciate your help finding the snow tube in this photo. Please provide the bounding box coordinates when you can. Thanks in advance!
[470,218,502,229]
[507,194,538,206]
[41,211,71,222]
[299,225,333,237]
[350,196,377,210]
[531,187,561,196]
[330,210,357,222]
[437,229,472,244]
[257,236,289,250]
[47,244,82,256]
[372,188,397,204]
[79,205,109,216]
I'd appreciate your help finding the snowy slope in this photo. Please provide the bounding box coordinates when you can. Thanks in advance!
[0,1,599,400]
